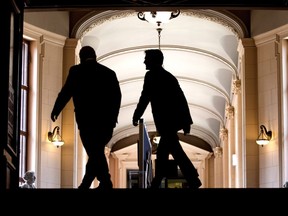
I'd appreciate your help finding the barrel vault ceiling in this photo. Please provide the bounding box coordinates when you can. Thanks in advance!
[65,9,247,166]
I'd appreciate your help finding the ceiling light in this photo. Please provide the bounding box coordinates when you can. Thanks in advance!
[137,10,180,26]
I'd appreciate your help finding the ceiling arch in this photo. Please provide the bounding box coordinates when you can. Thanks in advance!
[71,8,245,160]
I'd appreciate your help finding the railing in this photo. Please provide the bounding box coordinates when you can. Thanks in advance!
[138,118,153,188]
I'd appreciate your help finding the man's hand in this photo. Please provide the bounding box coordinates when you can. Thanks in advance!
[132,119,138,126]
[183,125,191,135]
[51,113,58,122]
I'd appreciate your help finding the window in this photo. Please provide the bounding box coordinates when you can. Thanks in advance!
[19,40,30,179]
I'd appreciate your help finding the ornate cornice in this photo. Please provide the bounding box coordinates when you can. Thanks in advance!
[72,9,247,40]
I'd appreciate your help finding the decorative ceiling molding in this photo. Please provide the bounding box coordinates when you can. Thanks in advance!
[72,10,135,38]
[73,9,247,41]
[190,125,220,148]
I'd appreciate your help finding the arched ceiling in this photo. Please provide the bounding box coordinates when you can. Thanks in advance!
[72,9,245,161]
[75,10,245,148]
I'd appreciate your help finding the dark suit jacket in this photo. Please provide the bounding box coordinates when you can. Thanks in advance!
[52,60,122,130]
[133,67,192,134]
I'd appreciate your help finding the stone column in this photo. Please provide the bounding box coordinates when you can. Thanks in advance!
[213,146,223,187]
[226,103,235,187]
[62,38,79,188]
[220,127,229,187]
[233,79,243,187]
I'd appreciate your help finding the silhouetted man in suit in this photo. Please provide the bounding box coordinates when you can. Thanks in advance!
[51,46,122,189]
[133,49,201,189]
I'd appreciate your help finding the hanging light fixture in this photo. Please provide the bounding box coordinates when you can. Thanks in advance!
[48,126,64,148]
[256,125,272,147]
[138,10,180,50]
[156,27,162,49]
[137,10,180,26]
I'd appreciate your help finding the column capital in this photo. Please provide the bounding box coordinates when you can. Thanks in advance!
[213,147,223,158]
[232,79,241,95]
[105,146,111,156]
[225,104,235,119]
[220,127,228,141]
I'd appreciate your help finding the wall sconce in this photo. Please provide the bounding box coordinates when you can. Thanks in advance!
[48,126,64,148]
[256,125,272,147]
[137,10,180,26]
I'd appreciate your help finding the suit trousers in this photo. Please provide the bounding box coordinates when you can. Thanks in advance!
[150,131,199,188]
[78,126,113,189]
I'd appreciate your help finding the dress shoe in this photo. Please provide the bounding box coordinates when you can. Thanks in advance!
[95,181,113,189]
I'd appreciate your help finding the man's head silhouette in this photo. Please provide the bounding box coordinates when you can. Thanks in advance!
[79,46,96,63]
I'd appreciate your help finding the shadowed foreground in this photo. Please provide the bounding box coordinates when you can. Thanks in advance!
[3,188,286,211]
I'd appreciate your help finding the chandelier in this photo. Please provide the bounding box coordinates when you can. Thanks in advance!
[138,10,180,49]
[137,10,180,26]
